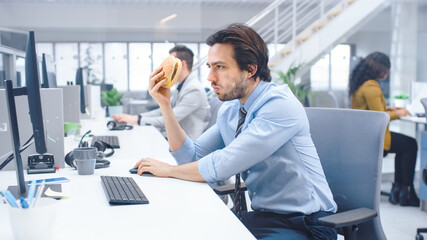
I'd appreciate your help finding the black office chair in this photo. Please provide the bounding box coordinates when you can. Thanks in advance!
[215,108,389,240]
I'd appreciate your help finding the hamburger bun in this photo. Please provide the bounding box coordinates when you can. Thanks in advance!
[158,55,182,88]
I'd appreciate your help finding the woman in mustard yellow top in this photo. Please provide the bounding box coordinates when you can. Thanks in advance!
[349,52,419,207]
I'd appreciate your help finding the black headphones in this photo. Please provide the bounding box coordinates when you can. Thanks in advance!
[65,130,113,169]
[107,120,133,131]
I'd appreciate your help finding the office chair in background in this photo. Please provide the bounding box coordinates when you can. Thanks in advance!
[215,108,389,240]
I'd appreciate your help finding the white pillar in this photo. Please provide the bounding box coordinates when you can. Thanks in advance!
[390,2,418,99]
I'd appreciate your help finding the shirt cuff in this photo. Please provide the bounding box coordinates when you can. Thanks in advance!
[139,117,152,126]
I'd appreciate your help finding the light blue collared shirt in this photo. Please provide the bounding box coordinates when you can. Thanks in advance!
[171,80,337,215]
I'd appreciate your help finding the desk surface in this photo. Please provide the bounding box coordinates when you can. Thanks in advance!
[399,115,427,124]
[0,119,255,240]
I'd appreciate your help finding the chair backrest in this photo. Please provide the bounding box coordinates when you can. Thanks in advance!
[421,98,427,121]
[305,108,389,240]
[205,94,223,131]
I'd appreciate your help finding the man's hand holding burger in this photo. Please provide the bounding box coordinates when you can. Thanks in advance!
[148,55,182,107]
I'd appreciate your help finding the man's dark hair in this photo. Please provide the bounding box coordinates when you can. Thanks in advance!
[169,45,194,71]
[206,23,271,82]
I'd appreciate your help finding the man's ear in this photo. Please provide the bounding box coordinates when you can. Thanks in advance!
[247,64,258,78]
[181,60,188,71]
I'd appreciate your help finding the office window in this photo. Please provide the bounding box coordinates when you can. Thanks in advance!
[55,43,78,86]
[105,43,128,91]
[79,43,103,85]
[36,43,54,58]
[152,43,175,71]
[331,44,350,90]
[129,43,152,91]
[16,57,25,87]
[199,43,210,88]
[310,44,351,91]
[310,53,330,90]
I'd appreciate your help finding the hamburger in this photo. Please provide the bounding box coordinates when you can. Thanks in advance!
[158,55,182,88]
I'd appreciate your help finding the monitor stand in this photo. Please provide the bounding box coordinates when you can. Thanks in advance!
[4,80,27,198]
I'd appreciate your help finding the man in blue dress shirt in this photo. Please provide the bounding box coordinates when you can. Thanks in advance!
[134,23,338,239]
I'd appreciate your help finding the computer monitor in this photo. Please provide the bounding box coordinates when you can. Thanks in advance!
[409,81,427,115]
[41,53,57,88]
[75,67,86,113]
[26,31,47,155]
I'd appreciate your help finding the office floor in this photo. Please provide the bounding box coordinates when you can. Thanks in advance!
[376,154,427,240]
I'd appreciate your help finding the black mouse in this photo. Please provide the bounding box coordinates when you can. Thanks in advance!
[129,168,153,175]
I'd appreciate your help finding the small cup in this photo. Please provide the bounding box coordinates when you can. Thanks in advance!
[9,198,59,240]
[73,147,97,175]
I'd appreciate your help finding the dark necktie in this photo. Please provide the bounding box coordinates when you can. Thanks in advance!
[233,107,246,220]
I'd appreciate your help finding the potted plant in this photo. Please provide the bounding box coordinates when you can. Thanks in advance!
[101,88,124,117]
[274,64,310,106]
[393,92,409,108]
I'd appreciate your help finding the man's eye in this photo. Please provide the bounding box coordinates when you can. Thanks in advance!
[217,65,223,69]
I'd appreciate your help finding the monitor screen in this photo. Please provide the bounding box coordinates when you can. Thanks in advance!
[41,53,57,88]
[409,82,427,114]
[25,31,47,154]
[75,67,86,113]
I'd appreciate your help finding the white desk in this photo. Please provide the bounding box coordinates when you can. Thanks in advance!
[400,115,427,125]
[0,119,255,240]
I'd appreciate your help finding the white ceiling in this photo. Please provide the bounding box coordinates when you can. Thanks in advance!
[0,0,273,8]
[1,0,426,43]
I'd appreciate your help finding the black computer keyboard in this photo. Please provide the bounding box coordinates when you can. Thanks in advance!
[92,135,120,148]
[101,176,149,205]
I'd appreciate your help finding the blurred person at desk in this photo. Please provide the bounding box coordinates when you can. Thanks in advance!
[349,51,419,207]
[113,45,210,140]
[134,24,338,239]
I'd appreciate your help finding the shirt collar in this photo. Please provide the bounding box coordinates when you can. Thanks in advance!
[177,79,186,92]
[177,72,193,92]
[241,80,268,111]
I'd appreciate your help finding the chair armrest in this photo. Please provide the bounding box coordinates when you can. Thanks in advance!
[213,182,247,195]
[318,207,377,228]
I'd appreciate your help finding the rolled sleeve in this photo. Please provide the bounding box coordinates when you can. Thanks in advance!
[198,157,216,182]
[170,136,196,165]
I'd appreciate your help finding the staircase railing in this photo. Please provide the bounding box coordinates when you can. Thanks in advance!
[192,0,353,71]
